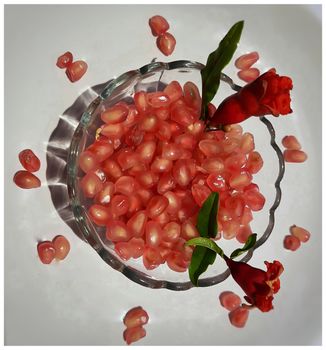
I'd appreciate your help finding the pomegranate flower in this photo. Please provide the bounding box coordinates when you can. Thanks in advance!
[209,69,293,126]
[224,256,284,312]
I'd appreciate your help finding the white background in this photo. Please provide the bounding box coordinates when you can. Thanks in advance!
[4,4,322,345]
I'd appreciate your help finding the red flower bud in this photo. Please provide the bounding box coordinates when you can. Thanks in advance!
[210,69,293,126]
[224,257,284,312]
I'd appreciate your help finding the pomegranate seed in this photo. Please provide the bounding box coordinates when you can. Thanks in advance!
[65,60,88,82]
[163,81,183,103]
[237,68,260,83]
[157,120,172,141]
[78,150,99,173]
[157,172,176,194]
[283,235,301,251]
[290,225,310,243]
[241,206,253,225]
[136,140,157,163]
[198,139,221,157]
[162,222,181,242]
[236,224,253,244]
[224,153,246,173]
[223,220,240,240]
[201,158,224,174]
[145,221,163,247]
[147,195,169,219]
[187,120,205,138]
[127,210,148,237]
[142,246,163,270]
[162,143,183,160]
[243,189,265,211]
[219,291,242,311]
[228,307,249,328]
[110,195,130,217]
[56,51,73,69]
[183,81,201,112]
[171,106,195,126]
[136,171,158,189]
[124,306,149,328]
[154,209,170,226]
[134,91,150,114]
[207,103,217,118]
[18,149,41,172]
[222,138,240,154]
[181,220,199,240]
[117,149,140,171]
[156,32,176,56]
[235,51,259,70]
[154,107,170,120]
[101,105,129,124]
[283,149,307,163]
[163,191,182,214]
[191,184,211,207]
[87,141,114,163]
[229,171,253,190]
[94,182,115,205]
[282,135,301,150]
[206,173,226,192]
[246,151,263,174]
[147,92,170,108]
[124,125,144,146]
[175,133,196,150]
[149,15,170,36]
[127,194,143,216]
[102,159,123,180]
[225,195,245,219]
[37,241,56,264]
[52,235,70,260]
[240,133,255,153]
[166,251,188,272]
[115,176,139,195]
[88,204,111,226]
[115,241,132,260]
[151,157,173,173]
[137,188,154,206]
[129,237,145,258]
[80,172,103,198]
[123,326,146,345]
[13,170,41,189]
[101,123,125,139]
[139,115,159,132]
[173,159,196,187]
[106,220,131,242]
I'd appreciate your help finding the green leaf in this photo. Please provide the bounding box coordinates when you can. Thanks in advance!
[230,233,257,259]
[196,192,219,238]
[188,246,216,286]
[186,237,224,257]
[200,20,244,120]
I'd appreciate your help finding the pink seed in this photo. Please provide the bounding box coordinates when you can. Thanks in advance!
[235,51,259,70]
[154,209,170,226]
[123,325,146,345]
[124,125,144,146]
[106,220,131,242]
[136,171,158,189]
[229,171,253,190]
[283,150,308,163]
[175,133,197,150]
[243,189,265,211]
[139,115,159,132]
[171,106,195,126]
[181,220,199,240]
[163,191,182,214]
[222,220,240,240]
[198,139,222,157]
[191,184,211,207]
[163,81,183,103]
[115,176,139,195]
[145,221,163,247]
[224,195,245,219]
[137,188,154,206]
[142,246,163,270]
[237,68,260,83]
[129,237,145,258]
[228,307,249,328]
[154,107,169,120]
[126,210,148,237]
[166,251,188,272]
[283,235,301,251]
[78,150,100,173]
[123,306,149,328]
[136,140,157,164]
[240,206,253,225]
[236,224,253,244]
[117,149,140,171]
[88,204,111,226]
[134,91,150,114]
[290,225,310,243]
[156,120,172,141]
[146,195,169,219]
[114,242,132,260]
[151,157,173,173]
[101,105,129,124]
[187,120,205,138]
[240,133,255,153]
[87,141,114,163]
[161,143,183,161]
[222,138,240,154]
[102,159,123,180]
[94,181,115,205]
[149,15,170,36]
[219,291,242,311]
[157,172,176,194]
[101,123,125,139]
[206,173,227,192]
[156,32,176,56]
[162,222,181,242]
[282,135,302,150]
[201,158,224,174]
[110,195,130,217]
[147,92,170,108]
[80,172,103,198]
[246,151,264,174]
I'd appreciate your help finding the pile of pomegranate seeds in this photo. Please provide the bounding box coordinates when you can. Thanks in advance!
[37,235,70,264]
[149,15,176,56]
[283,224,310,251]
[282,135,307,163]
[56,51,88,82]
[13,149,41,189]
[79,79,265,272]
[123,306,149,345]
[219,291,250,328]
[234,51,260,83]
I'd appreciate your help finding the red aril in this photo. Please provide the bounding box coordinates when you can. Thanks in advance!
[102,159,122,180]
[13,171,41,189]
[238,68,260,83]
[192,173,208,186]
[154,209,170,226]
[229,171,253,190]
[162,143,183,160]
[149,15,170,36]
[156,32,176,56]
[181,220,199,240]
[78,150,100,173]
[128,237,145,258]
[228,307,249,328]
[201,158,224,174]
[290,225,310,242]
[240,206,253,225]
[117,149,140,171]
[283,149,307,163]
[147,92,170,108]
[65,60,88,82]
[246,151,263,174]
[154,107,169,120]
[127,194,143,216]
[139,115,159,132]
[137,188,154,206]
[173,159,196,187]
[283,235,301,251]
[163,81,183,103]
[162,222,181,242]
[101,105,129,124]
[157,120,172,141]
[157,172,176,194]
[187,120,205,138]
[225,195,245,219]
[115,176,139,195]
[88,204,111,226]
[191,184,211,207]
[106,220,131,242]
[142,246,163,270]
[52,235,70,260]
[115,241,132,260]
[223,220,240,240]
[127,210,148,237]
[198,139,221,157]
[175,133,196,150]
[158,246,171,262]
[183,81,201,112]
[240,133,255,153]
[151,157,173,173]
[94,182,115,205]
[235,51,259,70]
[145,221,163,247]
[219,291,242,311]
[123,326,146,345]
[282,135,301,150]
[166,251,188,272]
[224,153,247,172]
[124,306,149,328]
[101,123,125,139]
[37,241,56,264]
[18,149,41,172]
[207,103,217,118]
[147,195,169,219]
[110,195,130,217]
[163,191,181,214]
[56,51,73,69]
[171,106,195,126]
[236,224,253,244]
[80,172,103,198]
[243,189,265,211]
[136,140,157,163]
[134,91,150,114]
[136,171,158,189]
[87,141,114,162]
[206,173,226,192]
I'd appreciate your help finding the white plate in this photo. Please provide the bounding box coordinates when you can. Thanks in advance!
[4,4,322,345]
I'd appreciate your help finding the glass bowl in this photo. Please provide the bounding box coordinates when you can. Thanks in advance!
[67,60,285,291]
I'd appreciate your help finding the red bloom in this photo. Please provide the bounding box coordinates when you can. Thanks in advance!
[209,69,293,126]
[224,257,284,312]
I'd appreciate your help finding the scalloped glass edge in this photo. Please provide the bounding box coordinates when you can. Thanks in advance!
[67,60,285,291]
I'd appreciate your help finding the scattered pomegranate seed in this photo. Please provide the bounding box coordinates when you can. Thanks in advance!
[219,291,242,311]
[13,170,41,189]
[235,51,259,70]
[237,68,260,83]
[228,307,249,328]
[283,149,307,163]
[18,149,41,172]
[290,225,310,242]
[123,306,149,328]
[123,325,146,345]
[283,235,301,251]
[52,235,70,260]
[56,51,73,69]
[156,32,176,56]
[65,60,88,82]
[37,241,56,264]
[149,15,170,36]
[282,135,301,150]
